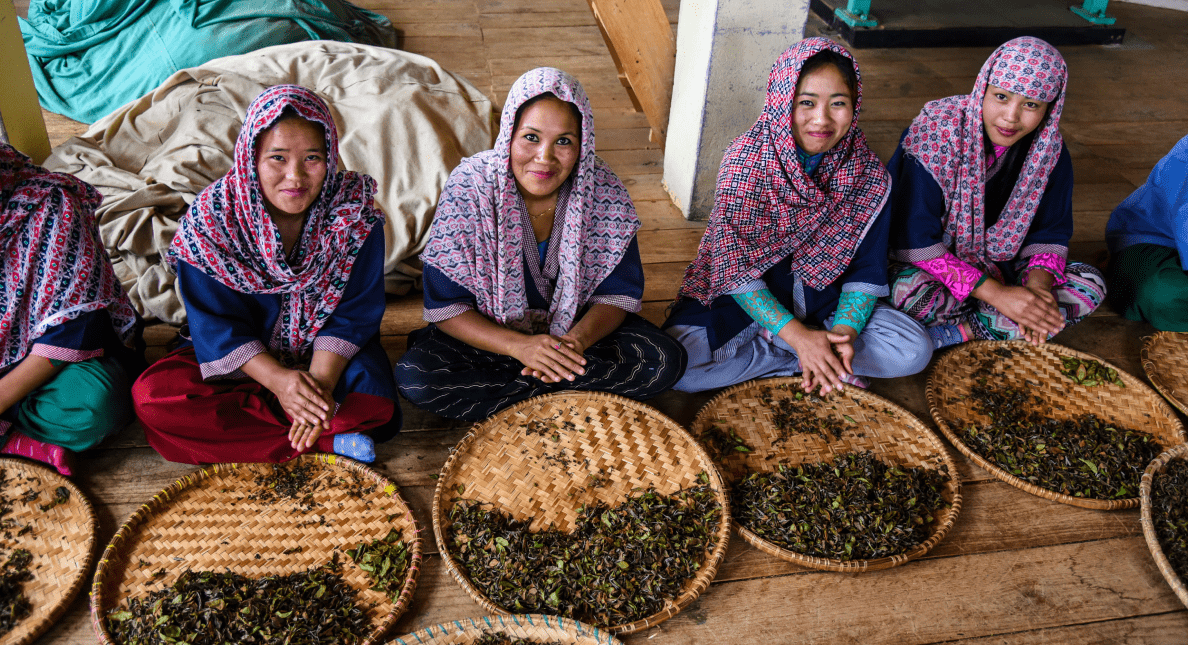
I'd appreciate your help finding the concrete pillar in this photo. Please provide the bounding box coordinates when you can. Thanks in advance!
[663,0,810,220]
[0,0,50,163]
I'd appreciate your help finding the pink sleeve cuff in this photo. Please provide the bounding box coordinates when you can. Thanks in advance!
[29,344,103,363]
[1022,252,1068,287]
[312,335,362,361]
[913,252,985,302]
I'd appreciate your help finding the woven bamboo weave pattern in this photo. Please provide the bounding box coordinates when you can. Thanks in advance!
[387,613,624,644]
[0,459,96,645]
[928,340,1187,510]
[1142,332,1188,417]
[688,377,961,572]
[90,454,421,645]
[1140,443,1188,609]
[432,391,732,635]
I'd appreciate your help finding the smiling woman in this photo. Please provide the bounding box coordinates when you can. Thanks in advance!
[393,67,687,422]
[131,85,400,465]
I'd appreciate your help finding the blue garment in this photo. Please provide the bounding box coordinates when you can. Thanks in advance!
[887,129,1075,283]
[176,221,394,402]
[664,195,893,355]
[1106,134,1188,271]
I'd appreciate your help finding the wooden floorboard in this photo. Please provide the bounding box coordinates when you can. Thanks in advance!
[23,0,1188,642]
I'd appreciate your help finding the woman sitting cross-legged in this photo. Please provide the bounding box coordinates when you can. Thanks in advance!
[663,38,933,395]
[0,144,144,475]
[394,67,686,421]
[132,85,399,464]
[887,37,1105,348]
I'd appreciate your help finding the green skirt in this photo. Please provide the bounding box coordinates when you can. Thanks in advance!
[1108,243,1188,332]
[4,355,133,451]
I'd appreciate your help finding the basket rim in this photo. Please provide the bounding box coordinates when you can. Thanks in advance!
[1139,443,1188,609]
[386,613,626,645]
[927,339,1187,511]
[430,390,732,635]
[89,453,423,645]
[0,457,98,645]
[1141,331,1188,418]
[689,376,963,572]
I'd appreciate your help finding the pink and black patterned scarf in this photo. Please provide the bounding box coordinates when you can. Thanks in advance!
[900,36,1067,267]
[679,37,889,305]
[1,144,138,370]
[420,67,640,336]
[168,85,383,362]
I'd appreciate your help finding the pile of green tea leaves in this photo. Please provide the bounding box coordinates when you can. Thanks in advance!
[1060,357,1125,388]
[345,528,412,601]
[448,481,722,627]
[474,633,561,645]
[106,561,369,645]
[732,451,949,560]
[696,422,753,460]
[1151,458,1188,579]
[961,382,1160,499]
[759,385,846,443]
[0,549,33,635]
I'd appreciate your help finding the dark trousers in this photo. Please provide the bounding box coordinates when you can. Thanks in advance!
[393,313,687,421]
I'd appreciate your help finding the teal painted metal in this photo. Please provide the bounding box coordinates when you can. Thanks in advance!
[1070,0,1117,25]
[835,0,878,28]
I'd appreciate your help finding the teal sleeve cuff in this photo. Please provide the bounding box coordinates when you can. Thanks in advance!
[832,291,877,336]
[731,289,794,336]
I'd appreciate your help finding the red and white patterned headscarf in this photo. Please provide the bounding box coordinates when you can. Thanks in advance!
[679,37,889,305]
[1,144,138,370]
[901,36,1067,267]
[421,67,640,335]
[168,85,384,362]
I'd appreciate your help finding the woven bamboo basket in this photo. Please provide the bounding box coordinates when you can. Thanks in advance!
[0,459,96,645]
[928,340,1187,510]
[689,376,962,572]
[387,614,624,644]
[1139,443,1188,609]
[91,453,422,645]
[431,391,731,635]
[1142,331,1188,417]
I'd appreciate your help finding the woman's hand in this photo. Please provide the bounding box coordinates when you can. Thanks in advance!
[973,273,1062,344]
[779,320,853,395]
[270,369,333,428]
[286,372,336,451]
[513,334,587,383]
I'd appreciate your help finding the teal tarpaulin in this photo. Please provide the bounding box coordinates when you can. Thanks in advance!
[20,0,397,123]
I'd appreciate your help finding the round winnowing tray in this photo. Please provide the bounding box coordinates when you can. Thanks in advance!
[387,614,624,644]
[1142,331,1188,417]
[928,340,1186,510]
[689,377,961,572]
[0,458,96,645]
[431,391,731,635]
[91,454,421,645]
[1140,443,1188,609]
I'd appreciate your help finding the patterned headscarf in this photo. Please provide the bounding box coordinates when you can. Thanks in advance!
[1,144,138,370]
[168,85,384,362]
[421,67,640,335]
[679,37,889,305]
[900,36,1067,267]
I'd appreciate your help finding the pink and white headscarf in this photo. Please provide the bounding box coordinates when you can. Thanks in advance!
[1,144,138,370]
[168,85,384,362]
[679,37,890,305]
[421,67,640,336]
[901,36,1067,267]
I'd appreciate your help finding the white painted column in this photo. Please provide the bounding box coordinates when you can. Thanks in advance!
[663,0,811,220]
[0,0,50,163]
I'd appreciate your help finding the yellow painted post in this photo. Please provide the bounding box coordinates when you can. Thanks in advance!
[0,0,50,163]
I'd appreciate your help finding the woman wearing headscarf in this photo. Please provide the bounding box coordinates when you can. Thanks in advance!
[132,85,399,464]
[1105,133,1188,331]
[887,37,1105,348]
[394,67,686,421]
[663,38,932,394]
[0,144,143,475]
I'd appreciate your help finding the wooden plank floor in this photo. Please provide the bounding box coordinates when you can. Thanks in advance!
[20,0,1188,642]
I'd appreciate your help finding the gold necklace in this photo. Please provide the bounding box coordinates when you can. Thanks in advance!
[530,205,556,221]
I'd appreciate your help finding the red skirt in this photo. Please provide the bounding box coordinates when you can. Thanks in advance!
[132,347,394,464]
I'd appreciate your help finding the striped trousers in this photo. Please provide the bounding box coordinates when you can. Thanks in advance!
[394,314,687,421]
